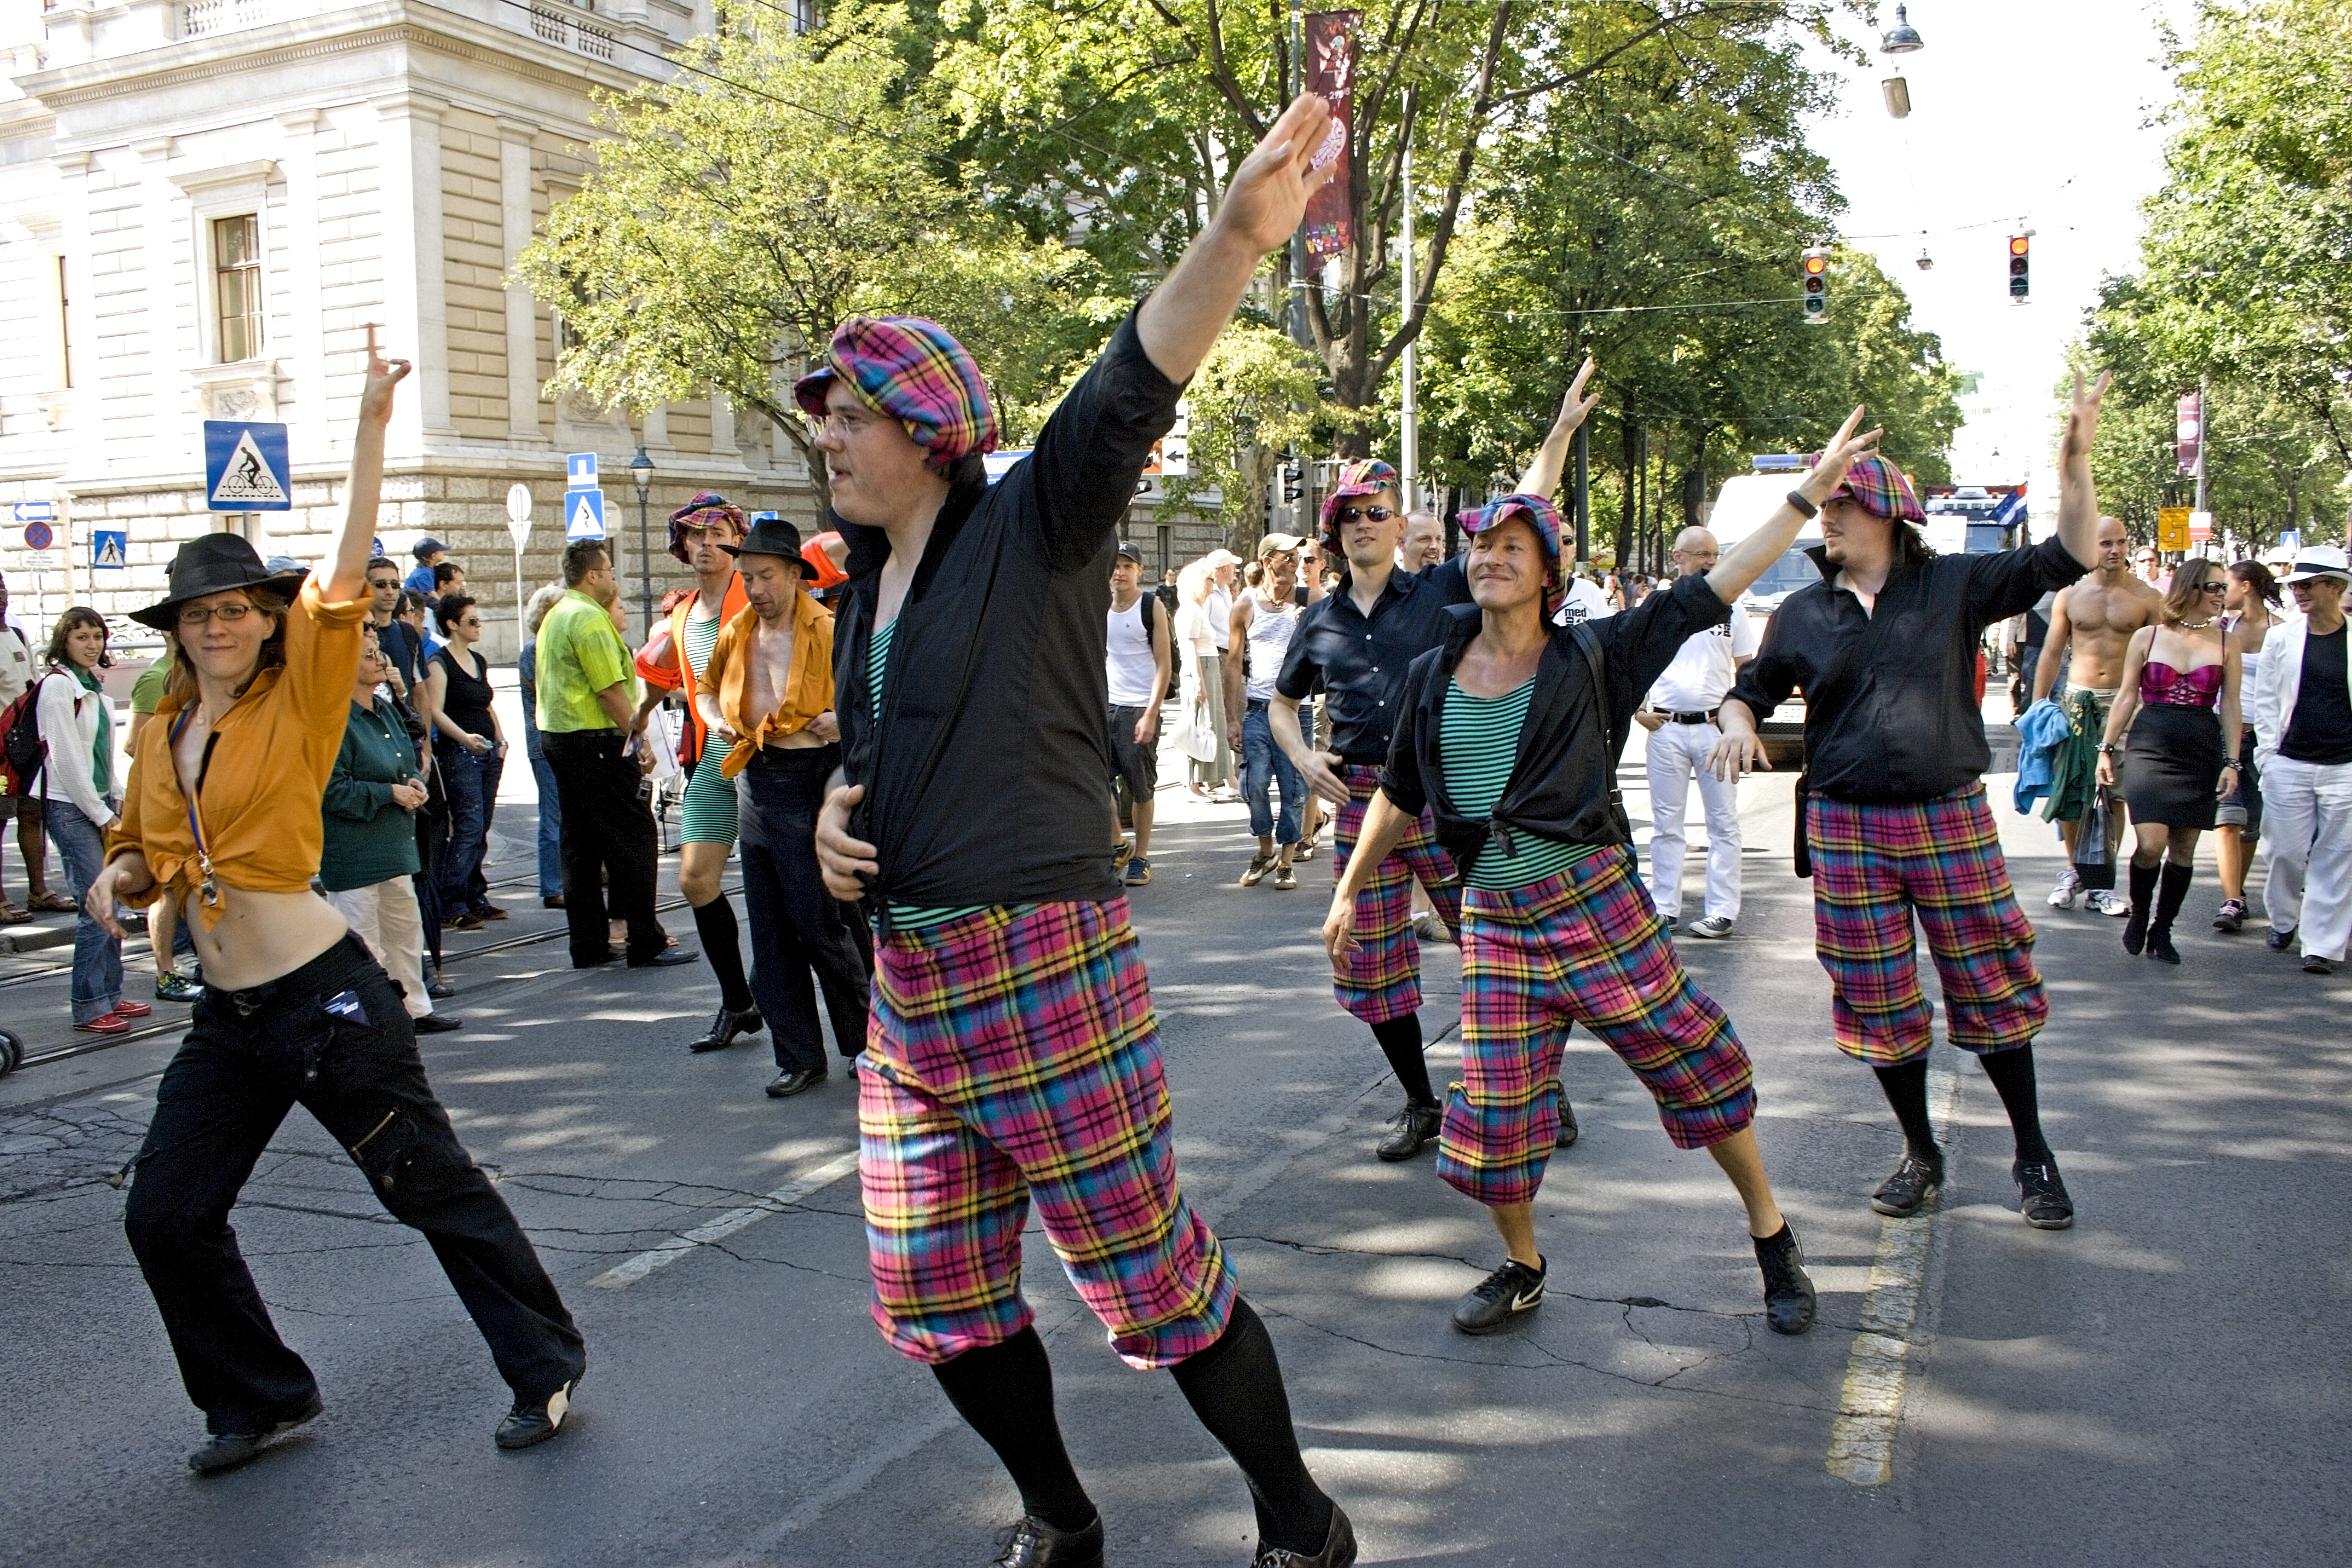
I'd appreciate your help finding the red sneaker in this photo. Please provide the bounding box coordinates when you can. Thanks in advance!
[74,1013,131,1035]
[112,1000,154,1019]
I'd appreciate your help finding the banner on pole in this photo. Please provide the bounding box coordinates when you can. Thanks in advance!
[1301,11,1361,266]
[2175,391,2201,477]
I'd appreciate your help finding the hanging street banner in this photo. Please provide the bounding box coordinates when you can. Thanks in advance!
[91,530,127,570]
[204,420,293,511]
[1301,10,1361,266]
[566,488,607,540]
[2175,391,2202,478]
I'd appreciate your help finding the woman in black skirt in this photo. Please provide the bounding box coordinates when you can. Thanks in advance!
[2097,557,2241,962]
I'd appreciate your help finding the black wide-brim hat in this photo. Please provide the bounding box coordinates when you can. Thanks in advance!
[131,534,309,631]
[720,517,807,569]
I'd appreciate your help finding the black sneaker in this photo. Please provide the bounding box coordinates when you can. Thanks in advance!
[2013,1161,2075,1230]
[991,1512,1105,1568]
[1555,1095,1579,1149]
[1452,1256,1546,1335]
[494,1379,576,1450]
[1375,1099,1441,1161]
[188,1393,322,1474]
[1870,1152,1944,1218]
[2267,926,2299,952]
[1753,1224,1817,1335]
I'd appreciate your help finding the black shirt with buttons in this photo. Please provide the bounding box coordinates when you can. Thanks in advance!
[1276,566,1460,764]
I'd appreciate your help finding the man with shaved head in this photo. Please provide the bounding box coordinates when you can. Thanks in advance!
[1397,512,1445,573]
[1637,525,1759,938]
[2033,513,2165,913]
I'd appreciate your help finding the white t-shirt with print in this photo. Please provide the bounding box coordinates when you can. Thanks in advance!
[1645,605,1759,713]
[1550,578,1618,628]
[0,616,31,709]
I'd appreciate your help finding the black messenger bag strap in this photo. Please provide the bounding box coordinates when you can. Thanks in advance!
[1788,587,1902,879]
[1567,624,1634,842]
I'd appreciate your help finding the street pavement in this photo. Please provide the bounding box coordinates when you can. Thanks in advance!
[2,745,2347,1566]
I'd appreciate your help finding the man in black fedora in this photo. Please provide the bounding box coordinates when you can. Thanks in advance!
[696,516,868,1097]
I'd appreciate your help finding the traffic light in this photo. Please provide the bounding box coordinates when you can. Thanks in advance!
[2007,234,2030,302]
[1280,464,1302,505]
[1800,246,1829,324]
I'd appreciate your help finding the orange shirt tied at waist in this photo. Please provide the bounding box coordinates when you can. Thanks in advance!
[699,588,835,779]
[636,573,750,768]
[108,577,370,926]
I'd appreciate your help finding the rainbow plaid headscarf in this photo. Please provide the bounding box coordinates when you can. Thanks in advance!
[666,492,747,563]
[1820,454,1926,523]
[793,316,999,475]
[1317,459,1400,547]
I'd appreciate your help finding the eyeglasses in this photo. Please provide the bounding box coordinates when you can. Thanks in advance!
[1336,506,1395,524]
[459,616,482,627]
[2197,581,2227,594]
[177,603,254,626]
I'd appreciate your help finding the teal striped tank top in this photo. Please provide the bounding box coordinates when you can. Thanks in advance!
[1440,677,1599,891]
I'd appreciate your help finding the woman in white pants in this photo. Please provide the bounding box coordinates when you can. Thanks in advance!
[323,627,459,1031]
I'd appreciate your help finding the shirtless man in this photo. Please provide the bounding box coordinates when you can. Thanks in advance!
[696,517,865,1100]
[2034,514,2166,913]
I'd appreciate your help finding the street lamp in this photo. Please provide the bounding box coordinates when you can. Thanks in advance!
[628,444,655,639]
[1880,4,1924,53]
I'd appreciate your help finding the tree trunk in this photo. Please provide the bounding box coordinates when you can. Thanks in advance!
[1680,430,1708,529]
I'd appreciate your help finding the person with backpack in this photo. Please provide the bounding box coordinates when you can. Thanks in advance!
[0,569,74,924]
[1319,415,1867,1340]
[35,607,141,1034]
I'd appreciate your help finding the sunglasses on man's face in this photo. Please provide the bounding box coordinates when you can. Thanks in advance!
[1336,506,1395,524]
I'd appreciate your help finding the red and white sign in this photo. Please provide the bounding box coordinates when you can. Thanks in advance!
[2176,391,2202,477]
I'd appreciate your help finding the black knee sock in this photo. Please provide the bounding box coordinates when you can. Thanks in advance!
[1871,1059,1941,1164]
[690,895,755,1014]
[929,1328,1097,1535]
[1170,1298,1334,1555]
[1371,1013,1434,1105]
[1976,1044,2054,1166]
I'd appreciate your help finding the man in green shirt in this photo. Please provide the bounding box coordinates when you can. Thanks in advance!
[536,539,697,971]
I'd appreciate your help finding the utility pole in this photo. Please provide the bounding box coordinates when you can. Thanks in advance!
[1572,423,1589,563]
[2193,376,2209,514]
[1399,139,1417,509]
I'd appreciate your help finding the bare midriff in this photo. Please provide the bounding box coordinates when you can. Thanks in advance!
[171,882,350,993]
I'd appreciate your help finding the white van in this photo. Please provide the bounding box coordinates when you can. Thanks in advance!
[1705,469,1823,621]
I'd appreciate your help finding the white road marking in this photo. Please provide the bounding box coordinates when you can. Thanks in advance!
[588,1149,861,1290]
[1826,1062,1959,1487]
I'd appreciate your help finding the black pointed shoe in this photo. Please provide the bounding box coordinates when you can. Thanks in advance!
[1870,1152,1944,1218]
[1253,1503,1358,1568]
[2013,1160,2076,1230]
[765,1067,828,1099]
[990,1512,1105,1568]
[1555,1095,1579,1149]
[1375,1099,1442,1161]
[688,1005,764,1054]
[494,1379,576,1451]
[188,1393,323,1474]
[1753,1224,1817,1335]
[1452,1255,1547,1335]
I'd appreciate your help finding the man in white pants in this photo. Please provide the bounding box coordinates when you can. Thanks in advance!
[2251,545,2352,975]
[1639,526,1757,939]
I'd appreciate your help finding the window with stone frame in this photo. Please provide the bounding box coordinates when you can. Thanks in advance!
[212,214,264,364]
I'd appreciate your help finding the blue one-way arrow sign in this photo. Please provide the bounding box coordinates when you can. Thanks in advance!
[565,488,607,540]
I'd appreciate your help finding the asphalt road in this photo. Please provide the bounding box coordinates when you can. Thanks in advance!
[2,773,2345,1567]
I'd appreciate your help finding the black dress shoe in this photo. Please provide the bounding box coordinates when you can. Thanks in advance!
[2305,955,2336,975]
[1870,1151,1943,1217]
[428,976,456,999]
[688,1005,764,1053]
[765,1067,828,1098]
[1253,1503,1357,1567]
[2267,926,2299,952]
[188,1394,322,1474]
[1753,1224,1817,1335]
[1555,1095,1579,1149]
[1374,1099,1442,1161]
[628,947,701,969]
[991,1512,1105,1568]
[413,1014,463,1034]
[494,1379,576,1451]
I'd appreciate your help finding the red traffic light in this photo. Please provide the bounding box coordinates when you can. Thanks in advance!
[2009,235,2030,256]
[1803,253,1829,275]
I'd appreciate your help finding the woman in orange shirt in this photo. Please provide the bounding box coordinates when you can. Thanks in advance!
[88,333,586,1475]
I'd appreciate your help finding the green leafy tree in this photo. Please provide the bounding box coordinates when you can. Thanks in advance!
[1158,323,1339,555]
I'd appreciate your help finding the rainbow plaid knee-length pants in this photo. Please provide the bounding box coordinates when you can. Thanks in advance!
[1807,782,2047,1065]
[857,899,1236,1368]
[1330,765,1462,1025]
[1437,846,1756,1209]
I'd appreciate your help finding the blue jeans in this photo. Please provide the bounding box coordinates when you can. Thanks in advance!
[436,743,505,914]
[1241,701,1305,846]
[46,797,123,1024]
[528,748,563,898]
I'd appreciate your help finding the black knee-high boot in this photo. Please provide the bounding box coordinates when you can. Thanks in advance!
[2146,860,2194,964]
[2121,857,2160,955]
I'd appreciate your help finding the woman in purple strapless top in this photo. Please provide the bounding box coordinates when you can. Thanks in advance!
[2097,557,2243,962]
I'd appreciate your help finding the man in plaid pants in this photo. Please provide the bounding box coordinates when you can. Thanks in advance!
[1713,373,2116,1232]
[813,98,1354,1568]
[1325,404,1877,1338]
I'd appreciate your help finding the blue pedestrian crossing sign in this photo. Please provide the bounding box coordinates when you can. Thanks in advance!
[203,420,292,512]
[565,488,607,540]
[91,530,127,571]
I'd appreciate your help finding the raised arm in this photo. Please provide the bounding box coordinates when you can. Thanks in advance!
[1709,407,1876,604]
[1514,359,1599,500]
[1135,94,1338,384]
[325,326,411,605]
[2055,371,2112,570]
